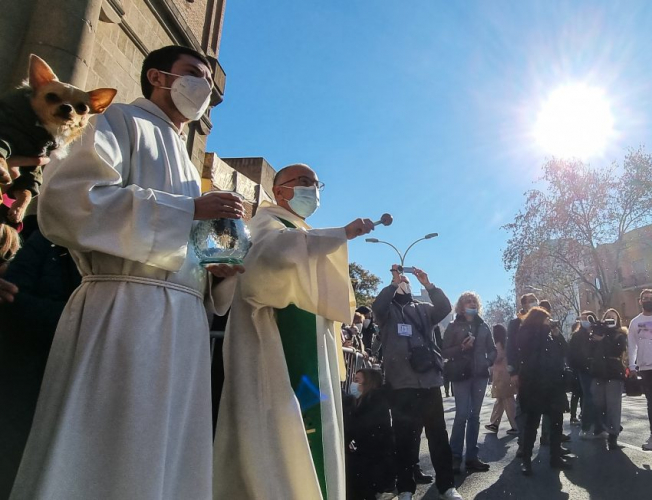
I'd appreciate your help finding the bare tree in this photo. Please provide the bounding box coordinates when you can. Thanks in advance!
[503,147,652,309]
[484,295,517,327]
[515,253,580,333]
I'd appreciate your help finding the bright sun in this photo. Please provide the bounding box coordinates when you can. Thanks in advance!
[534,83,614,158]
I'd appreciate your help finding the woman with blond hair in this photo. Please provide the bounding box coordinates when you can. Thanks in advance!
[517,306,570,475]
[443,291,496,474]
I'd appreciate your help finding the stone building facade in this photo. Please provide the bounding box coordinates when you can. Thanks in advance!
[202,155,276,219]
[0,0,227,172]
[514,224,652,326]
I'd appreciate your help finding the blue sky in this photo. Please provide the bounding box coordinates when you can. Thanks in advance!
[208,0,652,306]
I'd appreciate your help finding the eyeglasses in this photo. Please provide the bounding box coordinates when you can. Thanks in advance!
[280,176,325,191]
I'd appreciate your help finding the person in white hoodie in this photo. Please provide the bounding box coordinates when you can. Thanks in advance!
[628,288,652,451]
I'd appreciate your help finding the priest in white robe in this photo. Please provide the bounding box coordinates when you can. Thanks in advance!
[10,46,244,500]
[214,163,375,499]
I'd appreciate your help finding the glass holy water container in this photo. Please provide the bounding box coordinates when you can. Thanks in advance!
[191,191,252,266]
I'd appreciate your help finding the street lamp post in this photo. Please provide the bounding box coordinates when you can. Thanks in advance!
[365,233,439,266]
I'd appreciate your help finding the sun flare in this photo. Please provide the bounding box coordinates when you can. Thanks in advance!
[534,83,614,158]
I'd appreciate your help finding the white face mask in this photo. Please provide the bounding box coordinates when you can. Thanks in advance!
[287,186,320,218]
[159,71,212,121]
[397,282,412,295]
[363,318,371,328]
[349,382,362,398]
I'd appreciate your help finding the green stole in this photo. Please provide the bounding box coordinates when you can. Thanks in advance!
[274,217,328,499]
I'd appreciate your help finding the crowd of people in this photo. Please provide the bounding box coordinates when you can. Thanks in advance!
[341,282,652,499]
[1,43,652,500]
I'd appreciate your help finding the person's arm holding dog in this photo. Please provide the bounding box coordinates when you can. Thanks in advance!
[1,156,50,223]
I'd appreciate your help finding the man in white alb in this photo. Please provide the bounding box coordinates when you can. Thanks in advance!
[10,46,243,500]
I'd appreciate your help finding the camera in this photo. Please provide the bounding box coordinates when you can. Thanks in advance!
[398,266,416,274]
[587,315,613,336]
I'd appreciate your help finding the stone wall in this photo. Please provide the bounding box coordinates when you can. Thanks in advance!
[203,154,275,219]
[0,0,226,174]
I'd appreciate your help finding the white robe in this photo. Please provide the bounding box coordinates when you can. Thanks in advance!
[10,99,235,500]
[214,202,354,500]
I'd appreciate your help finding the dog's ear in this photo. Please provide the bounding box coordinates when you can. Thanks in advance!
[87,88,118,114]
[28,54,59,90]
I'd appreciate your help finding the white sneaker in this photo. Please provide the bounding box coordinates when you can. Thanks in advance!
[439,487,464,500]
[376,493,397,500]
[398,493,412,500]
[643,435,652,451]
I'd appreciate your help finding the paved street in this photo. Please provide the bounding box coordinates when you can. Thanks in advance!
[415,393,652,499]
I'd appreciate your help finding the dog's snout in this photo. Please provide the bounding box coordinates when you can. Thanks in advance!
[59,103,73,115]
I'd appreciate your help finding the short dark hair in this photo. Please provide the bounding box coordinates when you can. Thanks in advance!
[539,300,552,313]
[273,164,310,186]
[140,46,211,99]
[520,293,538,306]
[640,289,652,301]
[492,324,507,347]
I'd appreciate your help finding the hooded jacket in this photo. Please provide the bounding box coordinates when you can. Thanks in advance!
[589,326,627,380]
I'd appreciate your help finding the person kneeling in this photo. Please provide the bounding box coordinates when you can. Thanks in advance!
[344,369,395,500]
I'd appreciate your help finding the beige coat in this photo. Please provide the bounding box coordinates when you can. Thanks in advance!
[214,202,354,500]
[491,343,516,398]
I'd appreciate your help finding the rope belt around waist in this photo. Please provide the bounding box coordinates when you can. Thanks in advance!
[82,274,204,300]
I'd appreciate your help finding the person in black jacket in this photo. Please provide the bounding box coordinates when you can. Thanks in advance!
[0,229,81,498]
[590,308,628,450]
[569,310,604,439]
[356,306,378,356]
[344,368,395,500]
[505,293,538,456]
[516,306,571,475]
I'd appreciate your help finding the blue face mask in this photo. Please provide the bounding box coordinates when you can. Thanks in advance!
[350,382,362,398]
[287,186,320,218]
[580,320,591,329]
[465,308,478,316]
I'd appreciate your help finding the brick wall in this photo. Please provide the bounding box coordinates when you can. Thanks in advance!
[85,0,221,172]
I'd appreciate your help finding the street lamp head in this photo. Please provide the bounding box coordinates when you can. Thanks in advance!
[425,233,439,239]
[365,238,379,243]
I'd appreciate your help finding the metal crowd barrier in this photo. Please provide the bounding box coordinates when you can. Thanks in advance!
[341,347,372,393]
[211,332,375,394]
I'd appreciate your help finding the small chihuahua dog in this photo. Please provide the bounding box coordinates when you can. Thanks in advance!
[0,55,117,222]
